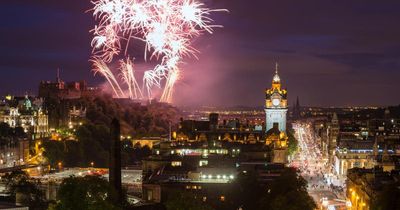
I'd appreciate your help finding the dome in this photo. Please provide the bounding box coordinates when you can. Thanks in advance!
[273,73,280,83]
[272,63,280,83]
[24,95,32,109]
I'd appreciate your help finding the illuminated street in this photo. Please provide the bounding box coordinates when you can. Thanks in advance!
[33,168,142,184]
[291,122,347,210]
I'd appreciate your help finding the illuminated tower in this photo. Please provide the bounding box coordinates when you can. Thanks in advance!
[265,63,288,133]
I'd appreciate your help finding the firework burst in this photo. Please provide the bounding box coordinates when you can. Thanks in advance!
[90,0,226,103]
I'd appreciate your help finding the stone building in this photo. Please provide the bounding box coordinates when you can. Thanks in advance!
[0,95,48,139]
[346,167,400,210]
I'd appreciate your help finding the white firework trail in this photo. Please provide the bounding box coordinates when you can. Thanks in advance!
[90,0,227,103]
[119,58,143,99]
[91,59,125,98]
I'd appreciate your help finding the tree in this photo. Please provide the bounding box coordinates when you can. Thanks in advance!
[121,143,152,166]
[0,122,11,137]
[258,168,316,210]
[50,176,121,210]
[75,124,109,167]
[42,94,179,168]
[63,141,84,167]
[42,141,65,168]
[287,129,298,156]
[3,170,47,210]
[230,171,264,210]
[371,184,400,210]
[164,190,214,210]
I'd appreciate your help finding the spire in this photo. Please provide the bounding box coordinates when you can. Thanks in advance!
[273,62,280,83]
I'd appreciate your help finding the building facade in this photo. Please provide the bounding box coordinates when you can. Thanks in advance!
[0,95,49,139]
[328,113,340,165]
[334,140,375,176]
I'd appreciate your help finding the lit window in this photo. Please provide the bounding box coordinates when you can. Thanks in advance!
[171,161,182,167]
[220,195,225,202]
[199,160,208,166]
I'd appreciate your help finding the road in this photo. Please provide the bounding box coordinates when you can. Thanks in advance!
[34,168,142,184]
[290,122,347,210]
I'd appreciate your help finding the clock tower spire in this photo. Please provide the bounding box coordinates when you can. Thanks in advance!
[265,63,289,164]
[265,63,288,133]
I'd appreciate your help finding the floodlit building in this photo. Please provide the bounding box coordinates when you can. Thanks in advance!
[175,113,264,144]
[264,64,288,163]
[265,63,287,133]
[0,95,48,139]
[334,139,376,176]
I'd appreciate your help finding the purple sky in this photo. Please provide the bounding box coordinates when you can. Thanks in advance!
[1,0,400,107]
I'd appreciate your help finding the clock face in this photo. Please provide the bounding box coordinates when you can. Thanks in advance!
[272,98,280,106]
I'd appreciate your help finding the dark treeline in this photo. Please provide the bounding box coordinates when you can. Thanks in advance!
[42,94,179,168]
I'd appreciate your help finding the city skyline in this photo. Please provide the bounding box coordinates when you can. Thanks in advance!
[1,1,400,209]
[1,0,400,107]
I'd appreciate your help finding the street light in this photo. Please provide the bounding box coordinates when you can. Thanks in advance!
[346,201,352,207]
[90,161,94,168]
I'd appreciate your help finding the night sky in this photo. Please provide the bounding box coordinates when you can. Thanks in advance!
[1,0,400,107]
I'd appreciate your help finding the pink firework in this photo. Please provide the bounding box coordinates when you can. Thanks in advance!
[90,0,226,103]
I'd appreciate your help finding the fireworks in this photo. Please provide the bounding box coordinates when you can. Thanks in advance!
[90,0,226,103]
[119,58,142,99]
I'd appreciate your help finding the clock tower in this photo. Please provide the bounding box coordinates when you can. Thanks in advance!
[265,63,288,133]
